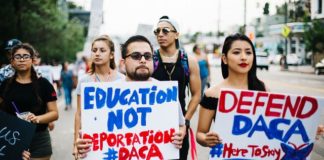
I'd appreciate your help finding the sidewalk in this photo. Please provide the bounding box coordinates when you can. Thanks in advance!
[285,65,315,74]
[271,64,315,74]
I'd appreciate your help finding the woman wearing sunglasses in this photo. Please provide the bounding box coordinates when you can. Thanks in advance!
[73,35,125,159]
[0,43,58,160]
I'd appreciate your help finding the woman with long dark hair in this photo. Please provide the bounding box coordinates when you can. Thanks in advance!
[196,33,268,147]
[0,43,58,159]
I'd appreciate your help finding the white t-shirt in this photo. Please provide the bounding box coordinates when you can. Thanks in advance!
[76,72,125,95]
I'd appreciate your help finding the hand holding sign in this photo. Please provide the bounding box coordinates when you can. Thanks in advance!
[22,150,31,160]
[205,132,222,147]
[316,124,324,140]
[76,138,92,159]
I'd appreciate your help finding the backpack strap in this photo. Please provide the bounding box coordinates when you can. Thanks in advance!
[179,49,190,78]
[153,49,160,71]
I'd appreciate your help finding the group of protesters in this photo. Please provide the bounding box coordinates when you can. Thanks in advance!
[1,15,324,160]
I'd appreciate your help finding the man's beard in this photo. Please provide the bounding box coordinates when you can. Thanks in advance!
[127,66,151,81]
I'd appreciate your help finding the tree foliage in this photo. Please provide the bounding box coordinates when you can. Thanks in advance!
[263,2,270,15]
[0,0,85,64]
[304,20,324,53]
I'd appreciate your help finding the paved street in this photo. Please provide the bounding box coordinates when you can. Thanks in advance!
[51,65,324,160]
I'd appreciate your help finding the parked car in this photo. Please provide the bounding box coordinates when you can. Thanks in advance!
[286,54,302,66]
[256,52,269,70]
[315,58,324,75]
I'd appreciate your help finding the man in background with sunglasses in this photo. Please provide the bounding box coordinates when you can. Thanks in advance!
[152,16,201,159]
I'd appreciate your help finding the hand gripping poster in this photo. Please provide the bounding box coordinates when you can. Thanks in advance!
[210,89,324,160]
[81,81,180,160]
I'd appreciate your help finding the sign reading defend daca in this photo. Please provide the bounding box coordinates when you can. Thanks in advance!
[210,89,324,160]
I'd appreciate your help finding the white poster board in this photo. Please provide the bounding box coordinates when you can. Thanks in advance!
[81,81,179,160]
[35,65,53,83]
[210,89,324,160]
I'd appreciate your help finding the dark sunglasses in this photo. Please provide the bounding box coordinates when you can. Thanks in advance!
[153,27,176,36]
[125,52,153,61]
[13,54,32,60]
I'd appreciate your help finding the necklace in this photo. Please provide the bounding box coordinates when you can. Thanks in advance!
[160,51,178,63]
[95,71,111,82]
[163,64,176,80]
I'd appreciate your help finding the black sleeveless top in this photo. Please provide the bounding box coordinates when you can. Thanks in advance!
[200,94,219,110]
[152,51,189,115]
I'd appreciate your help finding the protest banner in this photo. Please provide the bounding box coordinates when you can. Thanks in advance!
[0,111,36,159]
[81,81,179,160]
[210,89,324,160]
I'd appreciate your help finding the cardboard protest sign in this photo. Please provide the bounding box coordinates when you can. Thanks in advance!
[0,111,36,159]
[210,89,324,160]
[81,81,180,160]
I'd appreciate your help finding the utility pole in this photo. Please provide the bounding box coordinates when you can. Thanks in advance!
[284,1,289,70]
[243,0,247,34]
[217,0,221,37]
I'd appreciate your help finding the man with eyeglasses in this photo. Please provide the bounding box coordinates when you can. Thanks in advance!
[152,16,201,159]
[75,35,186,159]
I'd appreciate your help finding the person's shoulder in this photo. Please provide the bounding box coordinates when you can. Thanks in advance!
[204,83,223,98]
[79,74,93,82]
[116,72,125,80]
[187,53,198,64]
[38,77,53,86]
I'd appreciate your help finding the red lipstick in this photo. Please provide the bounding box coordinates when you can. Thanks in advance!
[239,63,248,67]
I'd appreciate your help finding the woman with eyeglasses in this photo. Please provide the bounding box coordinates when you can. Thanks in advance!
[73,35,125,159]
[0,43,58,160]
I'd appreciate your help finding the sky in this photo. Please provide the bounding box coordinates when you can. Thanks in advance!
[69,0,285,36]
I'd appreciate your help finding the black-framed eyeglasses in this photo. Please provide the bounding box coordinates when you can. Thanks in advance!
[153,27,176,36]
[13,54,32,61]
[125,52,153,61]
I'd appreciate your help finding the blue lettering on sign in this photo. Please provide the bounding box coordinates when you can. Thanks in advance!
[139,88,150,104]
[83,85,178,109]
[149,86,157,105]
[107,88,120,108]
[128,90,139,105]
[95,88,106,109]
[107,107,152,132]
[84,87,95,109]
[232,115,309,143]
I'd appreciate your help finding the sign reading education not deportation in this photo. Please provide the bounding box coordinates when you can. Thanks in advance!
[81,81,180,160]
[210,89,324,160]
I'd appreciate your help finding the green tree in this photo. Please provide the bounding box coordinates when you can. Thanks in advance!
[263,2,270,15]
[304,20,324,53]
[0,0,85,64]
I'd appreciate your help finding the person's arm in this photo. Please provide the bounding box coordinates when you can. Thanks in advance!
[73,95,82,157]
[196,87,222,147]
[196,106,222,147]
[185,55,201,121]
[28,101,58,124]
